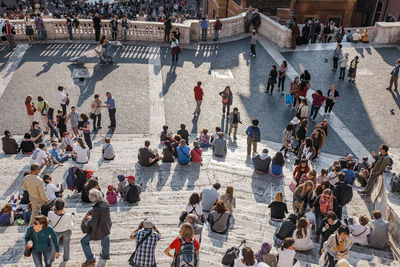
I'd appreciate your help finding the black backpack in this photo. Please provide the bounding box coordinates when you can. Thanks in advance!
[221,247,239,266]
[340,184,353,206]
[251,128,261,142]
[390,174,400,193]
[75,169,88,193]
[126,184,140,203]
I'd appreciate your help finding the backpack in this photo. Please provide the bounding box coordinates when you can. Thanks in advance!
[251,128,261,142]
[66,167,78,190]
[221,247,239,266]
[126,184,140,203]
[174,237,197,267]
[390,174,400,193]
[76,168,89,193]
[40,102,48,116]
[339,184,353,206]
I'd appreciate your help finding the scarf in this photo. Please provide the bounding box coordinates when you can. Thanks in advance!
[319,194,333,215]
[255,242,272,263]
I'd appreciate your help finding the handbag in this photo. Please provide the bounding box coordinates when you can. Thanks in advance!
[128,230,153,266]
[179,206,195,222]
[89,112,95,119]
[65,98,70,106]
[24,229,33,257]
[222,98,228,104]
[289,180,297,192]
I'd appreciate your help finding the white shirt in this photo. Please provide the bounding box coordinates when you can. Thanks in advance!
[48,211,73,232]
[59,91,67,104]
[171,39,179,48]
[186,203,203,217]
[327,172,339,186]
[349,223,371,246]
[234,260,257,267]
[45,183,59,201]
[73,145,89,163]
[210,133,220,145]
[30,148,47,165]
[277,248,296,267]
[292,228,314,251]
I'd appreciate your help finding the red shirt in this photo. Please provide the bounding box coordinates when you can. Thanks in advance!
[194,86,203,100]
[190,148,202,162]
[169,237,200,256]
[26,103,35,115]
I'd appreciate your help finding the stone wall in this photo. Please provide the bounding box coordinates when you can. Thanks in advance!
[257,13,292,49]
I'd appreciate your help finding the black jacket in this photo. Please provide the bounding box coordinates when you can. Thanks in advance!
[92,17,101,29]
[319,218,342,241]
[276,219,296,240]
[333,182,353,206]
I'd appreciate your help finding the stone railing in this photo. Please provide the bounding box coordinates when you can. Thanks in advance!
[258,13,292,48]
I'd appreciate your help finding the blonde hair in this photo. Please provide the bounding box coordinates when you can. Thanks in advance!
[179,223,194,239]
[274,192,284,202]
[226,186,234,199]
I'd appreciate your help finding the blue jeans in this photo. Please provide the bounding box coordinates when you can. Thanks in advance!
[201,28,207,40]
[123,28,127,42]
[49,127,59,139]
[67,26,73,40]
[32,247,53,267]
[309,105,321,120]
[81,234,110,261]
[51,230,71,261]
[214,29,219,41]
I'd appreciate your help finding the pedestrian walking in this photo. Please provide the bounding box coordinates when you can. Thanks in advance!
[288,77,299,107]
[193,81,203,116]
[92,13,101,42]
[34,14,46,41]
[2,19,16,49]
[37,96,49,133]
[23,164,50,225]
[266,65,278,95]
[324,85,339,116]
[80,189,112,267]
[332,44,343,72]
[91,94,102,131]
[47,108,61,143]
[213,16,222,41]
[79,113,92,149]
[339,53,349,80]
[386,59,400,91]
[110,16,118,41]
[105,92,116,129]
[228,107,241,139]
[309,90,327,121]
[200,17,209,41]
[25,14,34,42]
[250,29,257,57]
[25,95,36,130]
[348,56,359,83]
[25,215,60,267]
[278,61,288,95]
[171,37,181,64]
[65,15,73,41]
[245,118,261,156]
[219,86,233,116]
[58,86,68,116]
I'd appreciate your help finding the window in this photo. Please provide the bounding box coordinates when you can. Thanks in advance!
[373,1,383,24]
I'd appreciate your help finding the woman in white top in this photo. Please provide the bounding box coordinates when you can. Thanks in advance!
[58,86,68,116]
[43,174,61,202]
[220,186,236,214]
[171,36,180,64]
[72,138,89,164]
[102,137,115,160]
[234,246,257,267]
[292,217,314,251]
[349,215,371,246]
[185,193,204,223]
[48,198,74,262]
[277,238,296,267]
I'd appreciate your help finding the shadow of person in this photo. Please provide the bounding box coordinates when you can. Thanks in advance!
[162,64,177,97]
[36,62,53,77]
[191,116,198,137]
[251,172,270,203]
[388,89,400,110]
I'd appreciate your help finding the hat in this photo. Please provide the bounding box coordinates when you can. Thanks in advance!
[290,117,300,125]
[143,219,153,229]
[126,175,135,182]
[345,53,349,57]
[117,174,126,182]
[107,185,114,191]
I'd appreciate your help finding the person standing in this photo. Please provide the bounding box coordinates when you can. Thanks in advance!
[324,85,339,116]
[81,189,112,267]
[65,15,73,42]
[37,96,49,133]
[288,77,299,107]
[110,16,118,41]
[339,53,349,80]
[348,56,359,83]
[228,107,241,139]
[252,9,261,32]
[58,86,68,116]
[266,65,278,95]
[244,6,254,33]
[291,23,300,49]
[193,81,203,116]
[35,14,45,41]
[386,59,400,91]
[332,44,342,72]
[23,164,50,225]
[164,18,172,43]
[91,94,102,131]
[25,215,60,267]
[67,106,79,139]
[129,219,161,267]
[278,61,288,95]
[219,86,233,116]
[2,19,16,49]
[309,90,326,121]
[25,14,34,42]
[359,144,391,196]
[25,95,36,129]
[213,16,222,41]
[79,113,92,149]
[92,13,101,42]
[105,92,116,129]
[121,15,129,42]
[246,118,261,156]
[200,17,209,41]
[250,29,257,57]
[171,37,180,64]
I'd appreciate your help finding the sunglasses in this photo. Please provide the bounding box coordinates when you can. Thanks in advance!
[33,222,41,226]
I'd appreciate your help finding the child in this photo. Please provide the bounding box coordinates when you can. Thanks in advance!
[23,202,32,224]
[268,192,288,221]
[106,185,118,205]
[56,109,67,137]
[50,142,69,166]
[316,168,328,184]
[61,132,74,152]
[117,175,127,198]
[277,238,296,267]
[199,129,211,148]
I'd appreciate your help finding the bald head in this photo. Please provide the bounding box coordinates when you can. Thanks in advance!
[186,213,196,223]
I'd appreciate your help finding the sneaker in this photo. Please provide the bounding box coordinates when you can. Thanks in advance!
[348,79,351,82]
[281,92,284,95]
[81,260,96,267]
[252,54,256,58]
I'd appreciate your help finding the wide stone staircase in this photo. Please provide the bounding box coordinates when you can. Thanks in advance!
[0,134,397,266]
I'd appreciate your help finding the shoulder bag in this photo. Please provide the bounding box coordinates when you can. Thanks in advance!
[52,213,65,230]
[128,230,153,266]
[24,228,34,257]
[102,144,110,155]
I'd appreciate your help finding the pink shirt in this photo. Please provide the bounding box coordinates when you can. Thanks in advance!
[199,134,210,144]
[106,190,118,204]
[190,148,202,162]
